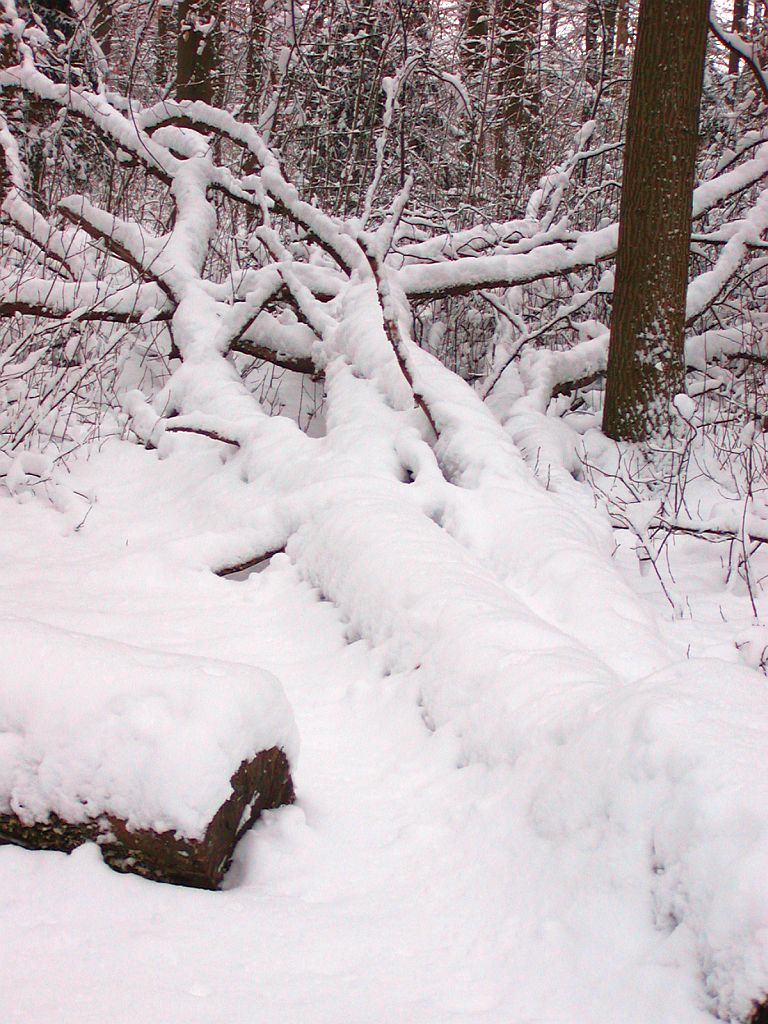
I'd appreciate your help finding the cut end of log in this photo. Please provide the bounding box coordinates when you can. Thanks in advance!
[0,746,294,890]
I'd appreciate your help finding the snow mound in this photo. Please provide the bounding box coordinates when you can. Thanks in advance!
[0,618,298,839]
[527,658,768,1020]
[291,484,768,1019]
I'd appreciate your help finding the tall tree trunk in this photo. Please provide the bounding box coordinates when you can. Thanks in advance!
[460,0,489,194]
[245,0,266,120]
[92,0,113,58]
[585,0,601,87]
[585,0,619,85]
[730,0,749,75]
[493,0,541,181]
[603,0,618,66]
[157,0,176,91]
[242,0,266,224]
[460,0,488,82]
[602,0,710,442]
[548,1,559,45]
[614,0,629,63]
[176,0,220,104]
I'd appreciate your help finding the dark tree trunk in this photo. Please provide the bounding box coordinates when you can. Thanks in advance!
[460,0,489,188]
[614,0,629,62]
[603,0,618,66]
[92,0,113,58]
[548,1,558,45]
[730,0,749,75]
[460,0,488,83]
[176,0,220,104]
[585,0,601,87]
[156,0,176,91]
[602,0,710,442]
[244,0,266,119]
[493,0,541,181]
[585,0,619,85]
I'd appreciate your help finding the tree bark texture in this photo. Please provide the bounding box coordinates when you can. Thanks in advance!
[602,0,710,442]
[585,0,602,87]
[92,0,113,58]
[614,0,630,63]
[493,0,541,180]
[245,0,266,118]
[176,0,220,104]
[730,0,749,75]
[156,0,176,90]
[461,0,488,83]
[0,747,294,889]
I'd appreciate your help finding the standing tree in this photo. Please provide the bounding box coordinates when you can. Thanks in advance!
[730,0,749,75]
[614,0,629,63]
[602,0,710,441]
[177,0,220,103]
[157,0,176,93]
[493,0,541,182]
[92,0,113,59]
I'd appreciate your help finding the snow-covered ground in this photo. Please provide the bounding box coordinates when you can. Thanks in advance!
[1,436,767,1024]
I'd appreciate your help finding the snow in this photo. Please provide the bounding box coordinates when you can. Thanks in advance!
[4,38,768,1024]
[0,616,297,837]
[1,438,767,1024]
[6,245,767,1020]
[395,141,768,301]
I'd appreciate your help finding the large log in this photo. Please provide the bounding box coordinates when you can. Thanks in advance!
[0,618,299,889]
[0,746,294,889]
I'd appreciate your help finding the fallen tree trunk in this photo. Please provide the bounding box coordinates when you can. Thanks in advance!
[0,619,298,889]
[0,747,293,889]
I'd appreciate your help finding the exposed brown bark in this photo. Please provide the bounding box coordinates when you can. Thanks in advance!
[614,0,630,61]
[214,547,286,577]
[493,0,541,180]
[165,425,240,446]
[156,0,176,91]
[92,0,113,58]
[176,0,220,104]
[602,0,710,441]
[229,339,316,376]
[730,0,749,74]
[0,301,172,322]
[0,747,294,889]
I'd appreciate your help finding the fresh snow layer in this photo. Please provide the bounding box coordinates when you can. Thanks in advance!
[0,617,298,837]
[1,439,767,1024]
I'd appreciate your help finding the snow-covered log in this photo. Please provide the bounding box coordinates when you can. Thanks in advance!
[0,620,297,889]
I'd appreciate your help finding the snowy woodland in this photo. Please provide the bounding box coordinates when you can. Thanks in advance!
[2,0,768,1021]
